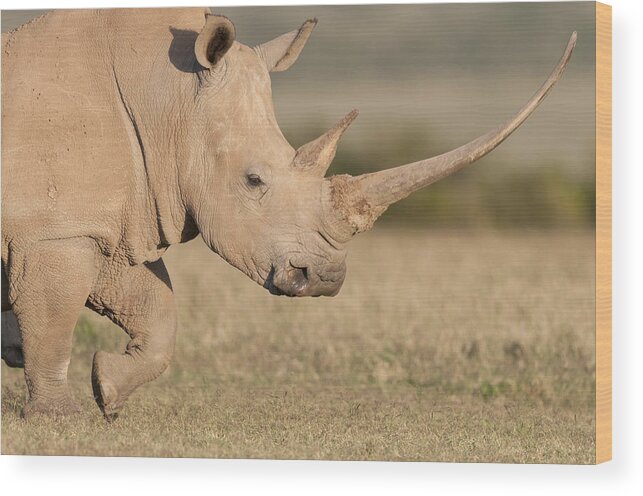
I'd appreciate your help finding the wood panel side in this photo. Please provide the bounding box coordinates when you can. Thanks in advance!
[595,1,612,465]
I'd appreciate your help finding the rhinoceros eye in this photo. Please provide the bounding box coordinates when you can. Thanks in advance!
[246,173,264,188]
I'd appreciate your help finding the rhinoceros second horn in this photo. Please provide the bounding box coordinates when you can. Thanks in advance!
[294,109,359,175]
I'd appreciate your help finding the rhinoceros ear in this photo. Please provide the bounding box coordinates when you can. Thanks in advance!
[254,19,317,72]
[195,14,236,69]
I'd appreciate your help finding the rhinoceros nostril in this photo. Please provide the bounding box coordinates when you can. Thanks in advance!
[277,265,307,297]
[288,262,309,281]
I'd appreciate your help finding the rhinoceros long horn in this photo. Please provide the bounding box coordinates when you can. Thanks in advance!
[328,32,577,236]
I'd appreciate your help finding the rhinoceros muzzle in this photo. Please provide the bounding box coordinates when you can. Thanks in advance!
[268,260,346,297]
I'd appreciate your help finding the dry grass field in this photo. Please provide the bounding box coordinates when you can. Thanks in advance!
[1,229,595,463]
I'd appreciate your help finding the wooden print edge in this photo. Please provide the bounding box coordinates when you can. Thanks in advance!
[595,0,612,464]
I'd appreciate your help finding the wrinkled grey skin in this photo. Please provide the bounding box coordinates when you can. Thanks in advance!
[1,8,575,419]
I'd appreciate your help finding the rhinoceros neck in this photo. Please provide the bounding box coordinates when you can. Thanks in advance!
[110,70,199,258]
[104,9,205,261]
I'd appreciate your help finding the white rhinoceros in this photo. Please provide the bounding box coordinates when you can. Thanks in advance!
[1,8,576,419]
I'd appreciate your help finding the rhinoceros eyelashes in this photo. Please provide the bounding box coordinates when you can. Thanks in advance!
[195,14,236,69]
[246,173,264,188]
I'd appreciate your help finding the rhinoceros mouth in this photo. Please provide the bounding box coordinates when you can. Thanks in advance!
[265,263,312,297]
[264,265,289,296]
[264,261,344,298]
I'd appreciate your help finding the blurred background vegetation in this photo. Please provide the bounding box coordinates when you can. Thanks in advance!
[2,3,596,228]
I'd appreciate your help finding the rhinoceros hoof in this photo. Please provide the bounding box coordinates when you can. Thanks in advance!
[21,395,81,419]
[91,351,125,420]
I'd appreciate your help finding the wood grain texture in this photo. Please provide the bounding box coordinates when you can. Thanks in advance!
[0,5,602,463]
[595,1,612,464]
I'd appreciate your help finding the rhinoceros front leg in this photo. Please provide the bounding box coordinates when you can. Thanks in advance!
[88,258,177,421]
[7,239,98,418]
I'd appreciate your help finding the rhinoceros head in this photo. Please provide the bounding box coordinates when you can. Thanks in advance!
[183,14,576,298]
